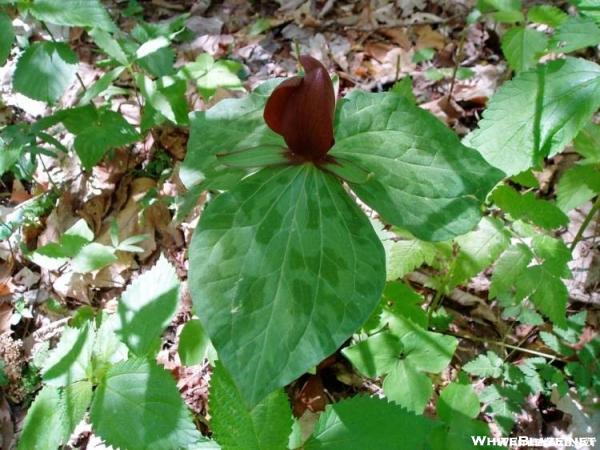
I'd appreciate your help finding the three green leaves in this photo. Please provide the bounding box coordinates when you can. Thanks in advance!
[186,73,502,406]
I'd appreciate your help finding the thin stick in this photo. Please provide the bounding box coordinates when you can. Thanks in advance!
[570,196,600,251]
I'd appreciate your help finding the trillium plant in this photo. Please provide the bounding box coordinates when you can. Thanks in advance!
[183,55,503,406]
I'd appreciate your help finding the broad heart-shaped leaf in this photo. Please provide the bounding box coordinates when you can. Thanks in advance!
[304,396,435,450]
[501,27,547,73]
[59,105,141,169]
[13,42,78,104]
[189,164,385,406]
[115,255,180,356]
[331,91,503,241]
[0,12,14,66]
[28,0,115,31]
[180,79,284,189]
[90,357,201,450]
[209,361,292,450]
[464,57,600,176]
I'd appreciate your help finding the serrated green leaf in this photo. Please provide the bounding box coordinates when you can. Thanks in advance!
[550,16,600,53]
[180,79,283,189]
[29,0,115,31]
[0,12,14,66]
[181,54,244,99]
[501,27,547,73]
[386,238,437,280]
[464,57,600,176]
[42,323,94,387]
[574,122,600,161]
[556,163,600,211]
[449,217,510,288]
[331,91,503,241]
[539,331,575,356]
[178,319,214,366]
[305,396,434,450]
[528,5,568,27]
[438,381,480,423]
[342,332,404,378]
[531,234,571,278]
[17,386,66,450]
[71,242,117,273]
[29,219,93,270]
[383,360,433,413]
[382,281,428,328]
[89,28,129,65]
[138,75,189,125]
[115,255,180,356]
[90,357,201,450]
[492,184,568,229]
[526,265,568,326]
[209,361,293,450]
[490,244,533,299]
[137,45,175,77]
[61,380,93,432]
[59,105,141,169]
[78,66,125,105]
[189,165,385,406]
[13,42,78,104]
[463,351,504,378]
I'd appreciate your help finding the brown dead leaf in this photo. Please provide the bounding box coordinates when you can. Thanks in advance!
[379,28,411,49]
[0,304,12,334]
[415,25,445,50]
[293,375,327,416]
[9,179,30,204]
[78,194,111,236]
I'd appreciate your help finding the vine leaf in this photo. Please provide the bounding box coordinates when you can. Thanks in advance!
[28,0,116,31]
[13,42,78,104]
[331,90,503,241]
[90,358,201,450]
[464,57,600,176]
[209,361,293,450]
[189,164,385,406]
[304,396,435,449]
[115,255,180,357]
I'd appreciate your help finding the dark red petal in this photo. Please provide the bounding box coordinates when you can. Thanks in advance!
[263,76,302,135]
[263,55,336,160]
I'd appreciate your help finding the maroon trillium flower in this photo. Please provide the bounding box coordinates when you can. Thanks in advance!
[264,55,336,163]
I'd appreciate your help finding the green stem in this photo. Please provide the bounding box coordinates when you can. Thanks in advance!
[570,196,600,251]
[443,331,564,362]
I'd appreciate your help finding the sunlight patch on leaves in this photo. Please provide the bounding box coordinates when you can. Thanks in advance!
[332,90,503,241]
[90,358,201,450]
[464,57,600,176]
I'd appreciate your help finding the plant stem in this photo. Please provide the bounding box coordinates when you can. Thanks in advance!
[570,196,600,251]
[443,330,564,362]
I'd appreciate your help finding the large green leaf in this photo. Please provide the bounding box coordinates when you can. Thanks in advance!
[383,360,433,413]
[13,42,79,104]
[550,16,600,54]
[59,105,141,169]
[180,80,284,189]
[556,163,600,211]
[41,323,94,387]
[0,12,14,66]
[464,57,600,176]
[115,255,180,356]
[17,386,66,450]
[29,0,115,31]
[189,164,385,406]
[331,91,503,241]
[501,27,547,73]
[304,396,435,450]
[209,361,292,450]
[90,358,201,450]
